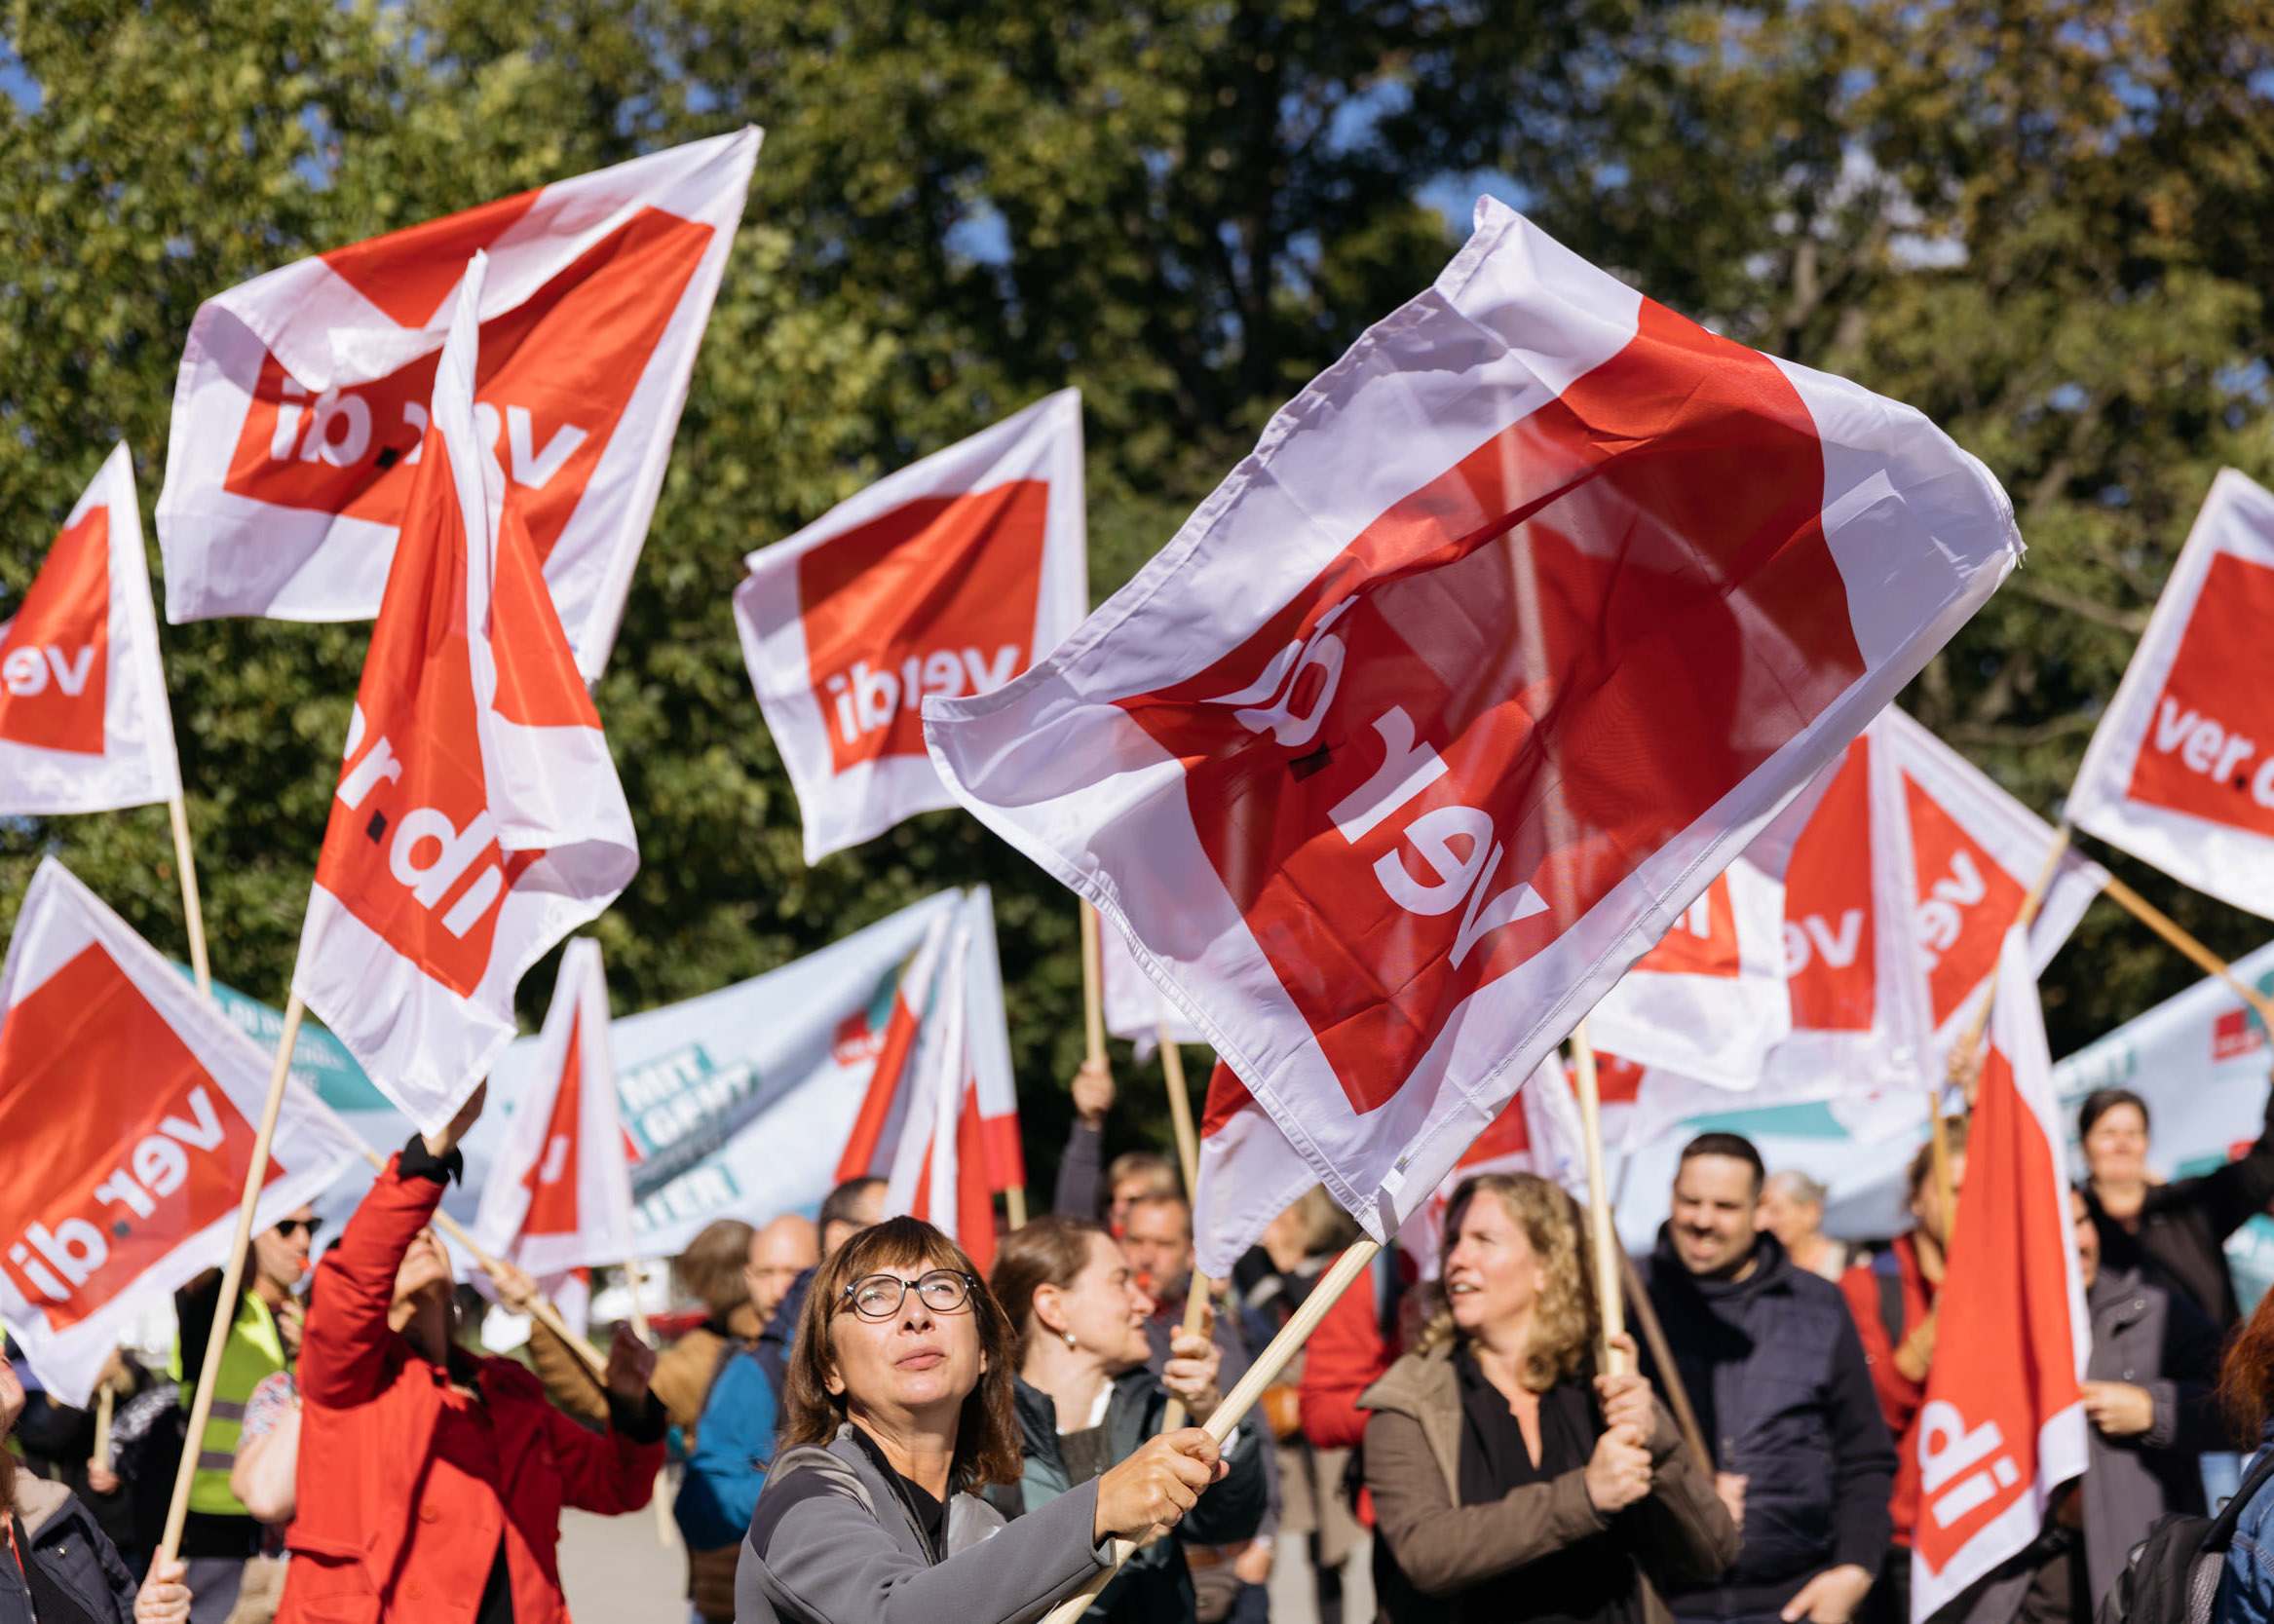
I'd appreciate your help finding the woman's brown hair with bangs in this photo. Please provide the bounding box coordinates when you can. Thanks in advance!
[1416,1171,1599,1391]
[778,1215,1024,1492]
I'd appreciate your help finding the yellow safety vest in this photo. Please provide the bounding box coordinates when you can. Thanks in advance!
[169,1292,284,1517]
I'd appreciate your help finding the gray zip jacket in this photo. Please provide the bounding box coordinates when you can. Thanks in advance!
[736,1423,1115,1624]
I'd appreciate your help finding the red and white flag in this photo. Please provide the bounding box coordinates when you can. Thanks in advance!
[835,909,954,1184]
[1882,707,2106,1053]
[880,889,1023,1267]
[0,446,180,814]
[734,390,1089,862]
[1585,858,1790,1088]
[0,860,360,1406]
[2067,469,2274,918]
[472,938,638,1279]
[927,200,2019,1274]
[292,255,638,1135]
[1911,925,2088,1620]
[158,129,760,679]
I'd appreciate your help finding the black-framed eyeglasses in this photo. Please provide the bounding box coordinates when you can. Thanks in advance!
[841,1269,977,1322]
[275,1218,324,1241]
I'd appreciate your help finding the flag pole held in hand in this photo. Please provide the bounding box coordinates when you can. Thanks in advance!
[1038,1239,1383,1624]
[1158,1029,1200,1198]
[1080,901,1107,1068]
[1570,1019,1627,1377]
[157,994,305,1569]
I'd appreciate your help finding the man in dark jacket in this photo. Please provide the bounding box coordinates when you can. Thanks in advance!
[1640,1133,1897,1624]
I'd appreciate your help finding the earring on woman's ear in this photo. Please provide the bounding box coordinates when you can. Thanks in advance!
[1064,1329,1078,1350]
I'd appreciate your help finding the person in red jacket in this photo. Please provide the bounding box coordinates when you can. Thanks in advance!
[277,1085,667,1624]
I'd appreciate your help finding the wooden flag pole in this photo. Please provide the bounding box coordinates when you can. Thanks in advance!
[91,1384,114,1476]
[1157,1029,1201,1199]
[1038,1238,1383,1624]
[1004,1186,1029,1230]
[353,1145,610,1379]
[1080,901,1107,1068]
[157,994,304,1568]
[1157,1274,1214,1433]
[1569,1019,1627,1377]
[166,795,211,997]
[622,1259,653,1342]
[2099,872,2274,1029]
[1616,1248,1712,1478]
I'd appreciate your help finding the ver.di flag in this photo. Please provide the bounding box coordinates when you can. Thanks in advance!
[0,445,180,814]
[928,199,2021,1273]
[159,129,760,679]
[2066,469,2274,918]
[0,860,360,1406]
[472,938,637,1279]
[1881,707,2106,1054]
[1911,925,2088,1620]
[293,255,638,1134]
[734,390,1089,862]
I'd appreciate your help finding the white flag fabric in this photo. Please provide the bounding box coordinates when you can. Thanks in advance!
[959,885,1026,1197]
[927,199,2021,1274]
[2067,469,2274,917]
[0,859,360,1405]
[1911,927,2088,1619]
[735,390,1089,862]
[472,938,637,1278]
[1099,901,1206,1062]
[1585,857,1791,1088]
[158,129,760,679]
[293,255,638,1134]
[833,909,955,1185]
[1881,707,2107,1052]
[0,445,180,814]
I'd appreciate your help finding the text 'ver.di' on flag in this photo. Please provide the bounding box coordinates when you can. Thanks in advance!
[293,255,638,1135]
[734,390,1089,863]
[159,130,759,680]
[472,938,638,1279]
[1911,925,2087,1621]
[928,199,2022,1275]
[2067,469,2274,918]
[0,860,360,1406]
[0,445,180,815]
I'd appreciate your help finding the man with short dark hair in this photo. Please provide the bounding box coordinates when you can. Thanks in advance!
[1641,1133,1896,1624]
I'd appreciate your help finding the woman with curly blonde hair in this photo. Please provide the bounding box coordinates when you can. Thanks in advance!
[1359,1173,1737,1624]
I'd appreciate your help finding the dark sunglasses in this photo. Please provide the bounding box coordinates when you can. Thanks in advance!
[274,1217,324,1241]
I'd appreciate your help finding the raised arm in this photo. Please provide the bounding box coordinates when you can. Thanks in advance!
[296,1142,445,1408]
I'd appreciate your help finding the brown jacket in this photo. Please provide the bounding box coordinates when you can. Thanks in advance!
[526,1321,743,1621]
[1359,1343,1739,1624]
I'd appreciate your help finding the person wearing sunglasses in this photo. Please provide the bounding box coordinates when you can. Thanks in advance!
[737,1216,1231,1624]
[161,1206,320,1622]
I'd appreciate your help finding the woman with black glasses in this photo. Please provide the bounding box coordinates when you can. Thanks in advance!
[737,1216,1230,1624]
[987,1216,1269,1624]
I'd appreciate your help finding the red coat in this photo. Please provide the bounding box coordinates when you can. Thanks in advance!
[1296,1246,1408,1527]
[277,1151,663,1624]
[1838,1231,1938,1545]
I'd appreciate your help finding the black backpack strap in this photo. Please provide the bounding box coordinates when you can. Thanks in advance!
[2207,1446,2274,1554]
[1873,1247,1907,1353]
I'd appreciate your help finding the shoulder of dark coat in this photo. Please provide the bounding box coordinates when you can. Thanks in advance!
[748,1435,885,1560]
[1357,1342,1453,1418]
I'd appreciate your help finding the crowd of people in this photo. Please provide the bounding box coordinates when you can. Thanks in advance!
[10,1062,2274,1624]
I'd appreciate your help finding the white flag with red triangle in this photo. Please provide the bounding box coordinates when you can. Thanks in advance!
[833,909,954,1185]
[292,254,638,1135]
[159,129,760,679]
[0,445,180,815]
[0,859,360,1406]
[1881,707,2106,1053]
[928,199,2020,1275]
[1911,925,2088,1620]
[734,390,1089,862]
[2066,469,2274,918]
[472,938,638,1279]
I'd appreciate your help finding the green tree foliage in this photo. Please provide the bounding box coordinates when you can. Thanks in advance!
[4,0,2272,1187]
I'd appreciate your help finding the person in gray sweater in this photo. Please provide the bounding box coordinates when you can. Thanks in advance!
[736,1216,1231,1624]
